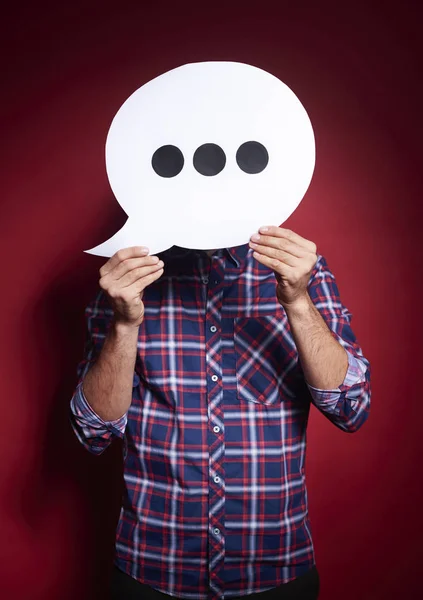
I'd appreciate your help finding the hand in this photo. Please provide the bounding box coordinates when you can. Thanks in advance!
[249,226,317,308]
[99,246,164,327]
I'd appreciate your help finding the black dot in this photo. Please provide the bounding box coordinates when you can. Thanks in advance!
[236,141,269,174]
[152,145,184,178]
[193,144,226,176]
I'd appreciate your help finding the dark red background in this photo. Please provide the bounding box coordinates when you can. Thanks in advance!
[1,1,422,598]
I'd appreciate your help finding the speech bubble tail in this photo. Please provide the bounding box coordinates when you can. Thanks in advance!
[85,220,137,257]
[84,220,170,257]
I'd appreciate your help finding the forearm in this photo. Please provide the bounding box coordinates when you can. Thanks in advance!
[284,293,348,389]
[82,320,139,421]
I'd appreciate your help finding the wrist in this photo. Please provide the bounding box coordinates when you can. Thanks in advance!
[112,318,141,338]
[281,293,312,317]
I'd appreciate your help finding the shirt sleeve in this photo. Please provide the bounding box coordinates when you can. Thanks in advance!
[305,255,371,433]
[69,289,128,455]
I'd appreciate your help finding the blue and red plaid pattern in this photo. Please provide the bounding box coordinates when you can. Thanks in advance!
[70,243,370,600]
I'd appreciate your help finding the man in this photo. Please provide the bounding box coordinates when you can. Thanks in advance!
[70,226,370,600]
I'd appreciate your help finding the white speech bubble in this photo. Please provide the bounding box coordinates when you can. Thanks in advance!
[85,61,315,257]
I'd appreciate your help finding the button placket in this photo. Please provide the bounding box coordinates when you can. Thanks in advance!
[204,255,226,598]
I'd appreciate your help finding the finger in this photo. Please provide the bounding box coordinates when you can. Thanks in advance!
[250,234,306,259]
[108,267,164,300]
[107,255,161,282]
[99,246,150,278]
[250,244,299,267]
[258,226,316,252]
[252,250,294,274]
[135,267,165,293]
[118,261,164,289]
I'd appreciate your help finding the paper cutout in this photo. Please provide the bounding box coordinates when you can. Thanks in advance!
[193,143,226,176]
[236,141,269,174]
[152,145,184,178]
[85,61,315,257]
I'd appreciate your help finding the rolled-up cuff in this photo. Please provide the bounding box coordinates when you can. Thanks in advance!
[70,381,128,437]
[307,351,367,406]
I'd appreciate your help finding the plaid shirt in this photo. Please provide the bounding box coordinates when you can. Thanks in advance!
[70,243,370,600]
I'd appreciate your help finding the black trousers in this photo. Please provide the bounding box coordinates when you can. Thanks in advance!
[110,565,320,600]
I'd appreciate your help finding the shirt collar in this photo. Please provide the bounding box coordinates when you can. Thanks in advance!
[226,243,250,267]
[160,244,250,268]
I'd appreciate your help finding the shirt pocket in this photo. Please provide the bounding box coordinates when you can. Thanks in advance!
[233,312,301,406]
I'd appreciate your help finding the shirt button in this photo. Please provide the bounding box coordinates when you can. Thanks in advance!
[210,326,217,333]
[211,375,218,382]
[213,426,220,433]
[213,528,220,535]
[214,476,220,483]
[202,277,209,284]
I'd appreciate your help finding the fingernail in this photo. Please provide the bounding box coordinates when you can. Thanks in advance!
[141,247,149,253]
[259,227,269,233]
[251,234,260,241]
